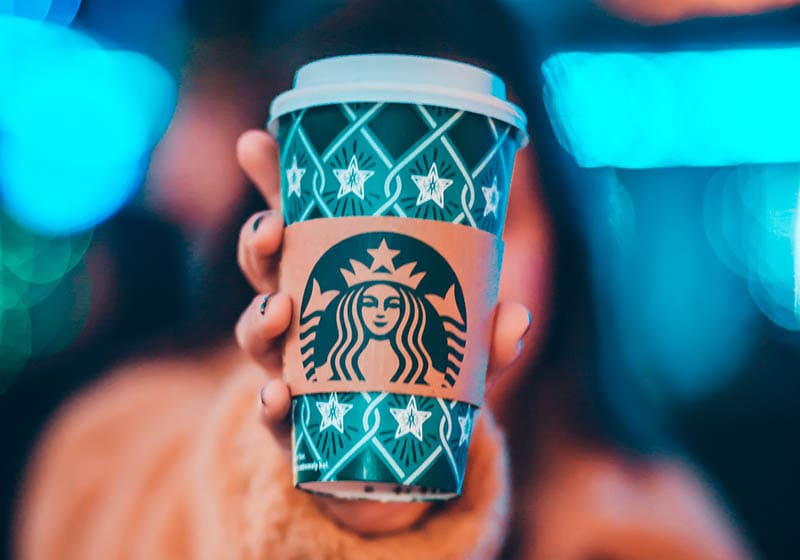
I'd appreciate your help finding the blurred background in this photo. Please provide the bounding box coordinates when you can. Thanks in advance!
[1,0,799,558]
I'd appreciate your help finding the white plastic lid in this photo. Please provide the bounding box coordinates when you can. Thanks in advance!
[268,54,527,142]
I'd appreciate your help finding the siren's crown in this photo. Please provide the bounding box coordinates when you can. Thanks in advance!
[340,239,425,290]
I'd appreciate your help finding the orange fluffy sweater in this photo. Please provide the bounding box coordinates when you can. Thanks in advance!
[14,346,509,559]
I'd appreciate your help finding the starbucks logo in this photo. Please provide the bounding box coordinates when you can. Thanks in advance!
[299,232,467,388]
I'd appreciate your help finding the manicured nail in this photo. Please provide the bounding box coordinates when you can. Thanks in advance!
[521,309,532,338]
[253,214,264,232]
[253,210,274,232]
[259,294,271,315]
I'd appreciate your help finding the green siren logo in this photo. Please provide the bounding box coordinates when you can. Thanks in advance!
[299,232,467,389]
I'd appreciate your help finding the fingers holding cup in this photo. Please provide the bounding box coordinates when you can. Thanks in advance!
[237,130,281,211]
[486,302,532,392]
[238,210,285,293]
[235,292,293,372]
[259,379,292,452]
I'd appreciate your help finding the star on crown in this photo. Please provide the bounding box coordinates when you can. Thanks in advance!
[340,239,425,290]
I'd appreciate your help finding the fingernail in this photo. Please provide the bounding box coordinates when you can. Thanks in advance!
[516,339,524,356]
[259,294,271,315]
[253,215,264,232]
[253,211,272,232]
[521,309,532,338]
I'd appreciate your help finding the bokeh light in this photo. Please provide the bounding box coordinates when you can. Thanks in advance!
[704,164,800,330]
[546,48,800,336]
[6,0,51,21]
[0,212,93,389]
[543,48,800,168]
[1,139,149,235]
[79,0,183,56]
[0,11,176,385]
[583,169,759,401]
[0,0,81,25]
[44,0,81,25]
[0,286,32,386]
[26,258,92,359]
[795,186,800,318]
[0,15,176,235]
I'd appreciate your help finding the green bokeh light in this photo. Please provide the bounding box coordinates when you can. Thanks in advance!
[28,259,92,357]
[0,211,94,391]
[0,286,33,392]
[2,212,92,284]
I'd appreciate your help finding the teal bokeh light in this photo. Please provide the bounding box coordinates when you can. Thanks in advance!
[1,212,92,295]
[704,164,800,331]
[0,14,175,385]
[0,0,81,25]
[0,288,33,389]
[1,138,149,235]
[0,0,51,21]
[0,15,176,235]
[585,169,758,402]
[543,48,800,168]
[0,212,94,389]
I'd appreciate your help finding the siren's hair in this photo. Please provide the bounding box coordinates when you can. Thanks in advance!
[324,282,435,384]
[327,285,368,381]
[389,285,433,385]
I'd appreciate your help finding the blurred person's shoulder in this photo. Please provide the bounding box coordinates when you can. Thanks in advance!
[24,342,248,479]
[20,342,246,491]
[48,341,246,438]
[15,342,253,557]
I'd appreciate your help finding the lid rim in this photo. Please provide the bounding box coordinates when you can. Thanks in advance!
[268,83,528,144]
[267,55,528,145]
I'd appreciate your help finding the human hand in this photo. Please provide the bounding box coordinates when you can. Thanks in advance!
[234,129,531,536]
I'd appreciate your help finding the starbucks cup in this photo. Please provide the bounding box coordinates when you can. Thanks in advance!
[269,54,527,501]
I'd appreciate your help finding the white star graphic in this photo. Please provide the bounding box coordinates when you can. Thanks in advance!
[457,413,472,447]
[389,396,432,442]
[481,176,501,217]
[286,155,306,198]
[411,163,453,209]
[333,155,374,200]
[316,393,353,434]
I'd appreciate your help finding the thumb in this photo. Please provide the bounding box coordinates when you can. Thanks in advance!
[486,302,531,392]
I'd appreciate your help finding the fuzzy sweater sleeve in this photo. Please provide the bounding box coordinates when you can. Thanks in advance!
[16,357,510,560]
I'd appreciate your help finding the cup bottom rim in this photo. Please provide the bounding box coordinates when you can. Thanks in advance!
[298,480,459,502]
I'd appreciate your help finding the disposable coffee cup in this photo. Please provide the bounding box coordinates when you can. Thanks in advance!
[269,54,527,501]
